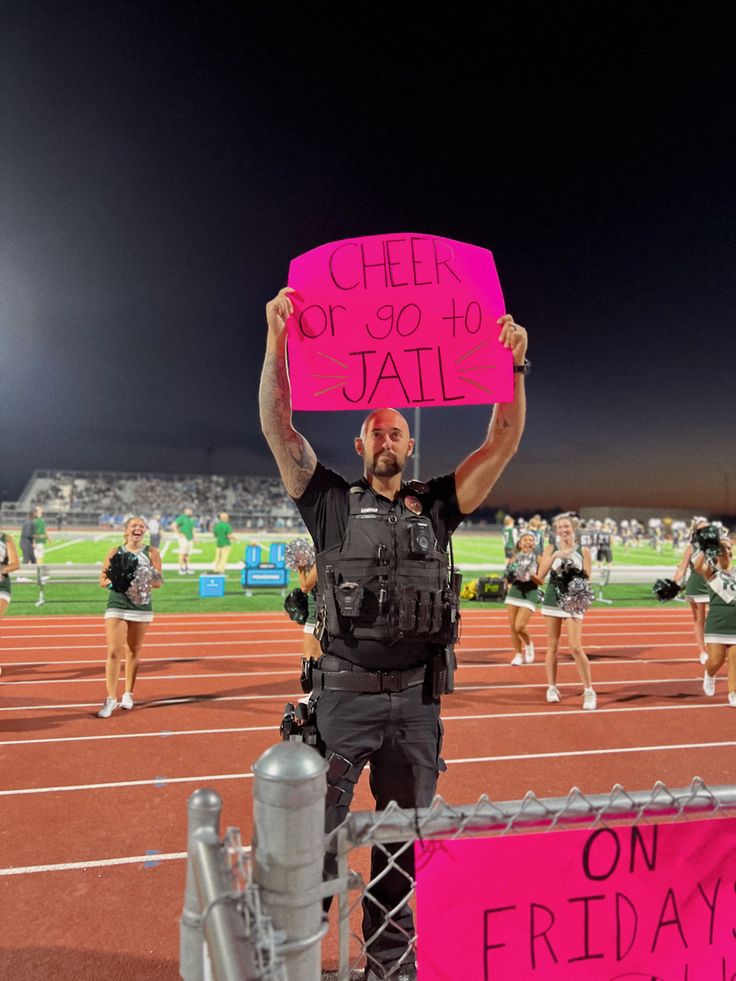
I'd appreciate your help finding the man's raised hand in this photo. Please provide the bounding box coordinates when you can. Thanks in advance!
[497,314,528,364]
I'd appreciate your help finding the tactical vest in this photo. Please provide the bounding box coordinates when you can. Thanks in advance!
[316,481,459,647]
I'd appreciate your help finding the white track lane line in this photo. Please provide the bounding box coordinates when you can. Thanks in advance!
[2,701,733,748]
[0,653,703,668]
[0,694,303,711]
[448,741,736,765]
[3,666,711,688]
[0,639,301,652]
[0,626,308,639]
[0,674,712,713]
[2,653,302,666]
[0,852,189,876]
[3,669,297,685]
[0,724,277,746]
[4,740,735,798]
[0,641,700,661]
[0,772,253,796]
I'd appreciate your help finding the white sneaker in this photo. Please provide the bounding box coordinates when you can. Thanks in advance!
[703,671,716,697]
[121,691,134,710]
[728,692,736,707]
[583,688,597,711]
[546,685,561,703]
[524,643,535,664]
[699,652,709,665]
[511,653,524,666]
[97,697,117,719]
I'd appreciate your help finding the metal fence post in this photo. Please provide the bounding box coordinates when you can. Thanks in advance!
[180,787,223,981]
[253,741,328,981]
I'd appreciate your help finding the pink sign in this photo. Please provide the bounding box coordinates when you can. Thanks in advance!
[286,233,511,411]
[415,818,736,980]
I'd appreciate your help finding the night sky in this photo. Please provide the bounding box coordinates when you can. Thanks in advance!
[1,3,734,514]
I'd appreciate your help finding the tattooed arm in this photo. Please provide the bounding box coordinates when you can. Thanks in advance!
[259,287,317,500]
[455,314,527,514]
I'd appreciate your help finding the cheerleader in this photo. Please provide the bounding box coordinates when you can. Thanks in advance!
[0,529,20,620]
[504,531,538,665]
[97,516,163,718]
[673,516,710,664]
[694,534,736,705]
[536,513,596,710]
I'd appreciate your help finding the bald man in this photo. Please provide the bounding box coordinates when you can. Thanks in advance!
[260,287,528,981]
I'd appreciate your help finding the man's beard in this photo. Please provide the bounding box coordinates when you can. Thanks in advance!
[369,451,404,478]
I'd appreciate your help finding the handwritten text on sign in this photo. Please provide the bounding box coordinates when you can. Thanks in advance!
[286,234,511,411]
[415,818,736,980]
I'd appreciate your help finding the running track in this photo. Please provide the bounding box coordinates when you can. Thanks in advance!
[1,608,733,979]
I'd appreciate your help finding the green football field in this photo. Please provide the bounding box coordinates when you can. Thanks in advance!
[2,530,678,616]
[27,530,682,568]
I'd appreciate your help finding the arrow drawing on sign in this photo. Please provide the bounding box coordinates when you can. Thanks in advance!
[312,351,349,397]
[456,341,496,395]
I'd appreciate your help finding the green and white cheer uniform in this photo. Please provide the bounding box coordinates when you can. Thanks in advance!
[0,533,11,605]
[541,547,586,621]
[704,571,736,644]
[685,560,710,603]
[105,546,154,623]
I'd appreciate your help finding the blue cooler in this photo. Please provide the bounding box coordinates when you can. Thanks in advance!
[199,574,226,598]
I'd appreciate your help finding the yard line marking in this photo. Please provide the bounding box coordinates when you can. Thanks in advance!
[42,539,86,554]
[0,772,254,796]
[447,740,736,765]
[0,852,191,876]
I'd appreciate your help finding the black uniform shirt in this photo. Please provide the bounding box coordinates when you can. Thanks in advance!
[295,462,464,668]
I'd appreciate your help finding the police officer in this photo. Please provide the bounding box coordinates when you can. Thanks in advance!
[259,286,528,981]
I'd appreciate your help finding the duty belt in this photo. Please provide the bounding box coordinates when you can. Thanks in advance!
[313,660,427,694]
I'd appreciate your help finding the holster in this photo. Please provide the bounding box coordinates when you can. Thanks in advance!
[431,645,456,697]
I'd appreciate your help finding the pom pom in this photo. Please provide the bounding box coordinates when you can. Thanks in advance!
[692,524,725,569]
[652,578,682,602]
[284,537,316,571]
[126,563,161,606]
[551,559,593,615]
[559,577,595,615]
[107,550,138,593]
[283,587,309,624]
[513,552,536,583]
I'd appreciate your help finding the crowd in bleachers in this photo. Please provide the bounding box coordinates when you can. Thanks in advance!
[14,470,301,531]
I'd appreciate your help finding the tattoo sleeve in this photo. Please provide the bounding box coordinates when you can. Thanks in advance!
[259,347,316,499]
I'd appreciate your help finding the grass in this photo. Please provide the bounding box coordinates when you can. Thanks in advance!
[4,571,670,618]
[25,531,682,568]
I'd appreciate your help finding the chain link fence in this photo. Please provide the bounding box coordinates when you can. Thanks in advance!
[180,747,736,981]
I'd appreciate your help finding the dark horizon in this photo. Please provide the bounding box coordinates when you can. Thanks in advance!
[1,4,733,515]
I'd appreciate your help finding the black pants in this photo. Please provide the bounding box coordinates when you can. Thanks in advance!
[20,539,36,564]
[312,679,444,972]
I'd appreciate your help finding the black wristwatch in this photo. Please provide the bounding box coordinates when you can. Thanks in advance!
[513,358,531,375]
